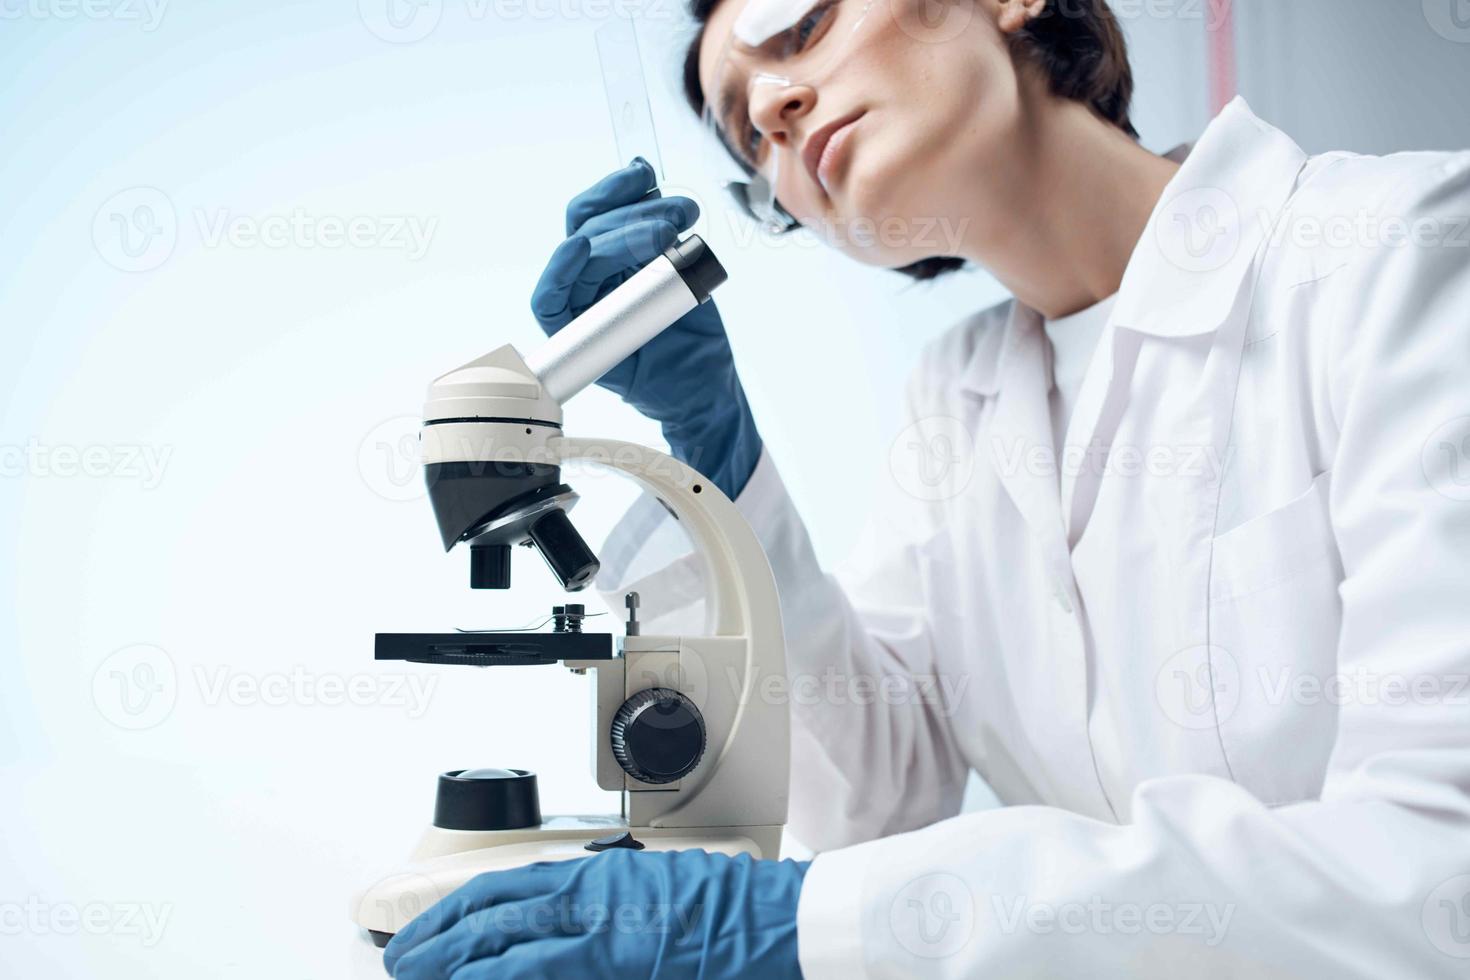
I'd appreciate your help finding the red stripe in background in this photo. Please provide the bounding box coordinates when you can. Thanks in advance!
[1206,0,1238,115]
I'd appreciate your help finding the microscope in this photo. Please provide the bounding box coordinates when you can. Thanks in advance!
[352,236,790,947]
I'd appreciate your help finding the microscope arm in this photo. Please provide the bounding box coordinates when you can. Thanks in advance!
[551,438,778,644]
[552,436,788,831]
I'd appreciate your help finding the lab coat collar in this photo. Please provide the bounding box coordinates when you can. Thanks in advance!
[962,98,1310,398]
[957,302,1011,397]
[1111,97,1309,338]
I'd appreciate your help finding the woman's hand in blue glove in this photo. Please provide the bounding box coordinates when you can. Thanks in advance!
[382,849,809,979]
[530,158,763,499]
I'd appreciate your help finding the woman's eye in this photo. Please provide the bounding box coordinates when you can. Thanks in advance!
[793,1,836,50]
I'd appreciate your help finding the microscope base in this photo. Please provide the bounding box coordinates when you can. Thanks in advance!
[353,818,785,944]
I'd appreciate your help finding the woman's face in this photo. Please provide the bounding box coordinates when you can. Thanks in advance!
[697,0,1041,267]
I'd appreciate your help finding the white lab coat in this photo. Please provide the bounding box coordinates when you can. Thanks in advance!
[598,99,1470,977]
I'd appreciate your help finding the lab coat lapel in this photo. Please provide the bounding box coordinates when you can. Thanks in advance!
[1059,322,1138,548]
[987,302,1072,580]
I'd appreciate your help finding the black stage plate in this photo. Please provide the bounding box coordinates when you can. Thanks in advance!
[374,632,613,666]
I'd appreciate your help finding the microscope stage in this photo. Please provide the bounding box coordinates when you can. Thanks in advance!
[374,632,613,666]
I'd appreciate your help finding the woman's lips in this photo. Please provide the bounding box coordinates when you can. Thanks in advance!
[803,111,865,195]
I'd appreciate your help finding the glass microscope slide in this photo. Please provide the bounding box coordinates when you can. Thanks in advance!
[596,15,665,180]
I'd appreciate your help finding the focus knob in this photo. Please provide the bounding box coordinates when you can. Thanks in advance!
[610,688,706,785]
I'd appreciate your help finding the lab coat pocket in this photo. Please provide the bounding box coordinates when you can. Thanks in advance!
[1208,470,1343,805]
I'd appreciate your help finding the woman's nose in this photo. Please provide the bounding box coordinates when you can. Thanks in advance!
[748,81,817,147]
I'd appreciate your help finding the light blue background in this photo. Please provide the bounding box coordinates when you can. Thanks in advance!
[0,1,1464,975]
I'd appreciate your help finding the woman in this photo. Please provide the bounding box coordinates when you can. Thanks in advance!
[383,0,1470,976]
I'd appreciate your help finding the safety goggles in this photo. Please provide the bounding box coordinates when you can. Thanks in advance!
[701,0,876,234]
[703,76,801,234]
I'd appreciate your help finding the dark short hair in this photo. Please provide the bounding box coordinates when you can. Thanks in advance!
[681,0,1138,280]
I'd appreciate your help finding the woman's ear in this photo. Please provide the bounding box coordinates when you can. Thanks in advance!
[995,0,1047,34]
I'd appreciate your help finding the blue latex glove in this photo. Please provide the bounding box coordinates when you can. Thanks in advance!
[530,157,763,499]
[382,849,809,979]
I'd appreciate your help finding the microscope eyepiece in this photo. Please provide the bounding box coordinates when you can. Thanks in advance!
[663,234,728,305]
